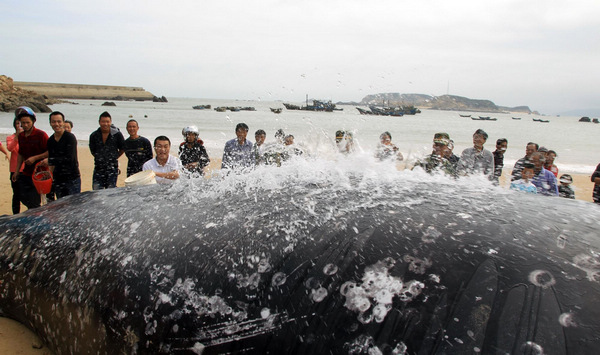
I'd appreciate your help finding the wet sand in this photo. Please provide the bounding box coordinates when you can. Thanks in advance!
[0,147,596,353]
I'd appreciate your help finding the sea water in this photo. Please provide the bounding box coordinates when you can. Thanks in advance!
[0,97,597,174]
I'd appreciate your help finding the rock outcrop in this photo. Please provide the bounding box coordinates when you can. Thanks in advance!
[153,95,168,103]
[0,75,53,113]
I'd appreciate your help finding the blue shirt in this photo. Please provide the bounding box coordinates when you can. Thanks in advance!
[221,138,254,170]
[532,167,559,196]
[510,180,537,194]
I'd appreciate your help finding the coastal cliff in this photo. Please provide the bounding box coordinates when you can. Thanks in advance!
[0,75,53,113]
[359,93,536,114]
[13,81,157,101]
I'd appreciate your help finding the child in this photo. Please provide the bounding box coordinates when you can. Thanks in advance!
[558,174,575,199]
[510,163,537,194]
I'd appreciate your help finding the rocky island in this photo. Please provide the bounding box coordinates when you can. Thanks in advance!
[349,93,537,114]
[13,81,157,101]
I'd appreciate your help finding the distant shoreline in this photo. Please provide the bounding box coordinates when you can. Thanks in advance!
[13,81,156,101]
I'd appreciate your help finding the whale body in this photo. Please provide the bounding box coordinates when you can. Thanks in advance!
[0,163,599,354]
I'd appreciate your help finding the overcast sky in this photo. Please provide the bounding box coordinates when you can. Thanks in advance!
[2,0,599,114]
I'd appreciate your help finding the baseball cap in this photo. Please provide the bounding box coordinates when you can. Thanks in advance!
[433,132,450,145]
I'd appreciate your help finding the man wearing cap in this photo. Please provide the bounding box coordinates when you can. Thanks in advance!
[415,132,457,176]
[558,174,575,199]
[11,106,49,209]
[458,129,495,179]
[89,111,125,189]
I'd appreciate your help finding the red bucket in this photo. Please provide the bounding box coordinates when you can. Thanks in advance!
[32,162,53,194]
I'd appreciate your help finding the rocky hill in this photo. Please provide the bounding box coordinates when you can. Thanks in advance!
[360,93,534,114]
[0,75,53,113]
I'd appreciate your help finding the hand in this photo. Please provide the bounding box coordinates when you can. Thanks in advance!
[11,172,19,182]
[24,157,36,165]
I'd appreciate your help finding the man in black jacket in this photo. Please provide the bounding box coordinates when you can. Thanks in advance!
[89,111,124,189]
[47,111,80,198]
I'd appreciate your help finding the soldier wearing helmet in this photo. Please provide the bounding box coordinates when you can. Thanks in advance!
[179,126,210,175]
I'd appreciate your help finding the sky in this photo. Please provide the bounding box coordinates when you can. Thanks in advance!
[2,0,599,115]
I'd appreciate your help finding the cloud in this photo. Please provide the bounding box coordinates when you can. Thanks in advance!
[1,0,600,113]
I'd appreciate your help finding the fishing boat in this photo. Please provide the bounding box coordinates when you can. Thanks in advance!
[283,96,342,112]
[459,114,471,117]
[512,117,521,120]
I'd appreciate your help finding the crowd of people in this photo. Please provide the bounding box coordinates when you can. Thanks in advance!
[3,106,597,215]
[413,129,575,198]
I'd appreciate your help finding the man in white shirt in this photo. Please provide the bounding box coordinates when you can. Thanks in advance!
[143,136,181,183]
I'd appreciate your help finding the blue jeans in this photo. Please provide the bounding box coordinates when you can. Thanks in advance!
[92,169,118,190]
[54,177,81,199]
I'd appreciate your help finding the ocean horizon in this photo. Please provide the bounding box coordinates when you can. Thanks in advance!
[1,97,597,174]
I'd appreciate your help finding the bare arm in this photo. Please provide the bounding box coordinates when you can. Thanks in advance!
[154,170,179,180]
[12,154,24,181]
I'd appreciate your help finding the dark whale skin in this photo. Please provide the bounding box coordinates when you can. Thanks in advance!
[0,177,599,354]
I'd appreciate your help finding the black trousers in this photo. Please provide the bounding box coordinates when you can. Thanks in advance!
[17,174,41,210]
[10,172,20,214]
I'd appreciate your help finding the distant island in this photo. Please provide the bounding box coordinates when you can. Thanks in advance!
[13,81,158,101]
[340,93,538,114]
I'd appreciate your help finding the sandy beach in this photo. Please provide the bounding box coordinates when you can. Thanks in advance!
[0,145,596,354]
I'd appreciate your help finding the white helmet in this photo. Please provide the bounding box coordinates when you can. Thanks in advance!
[182,126,199,137]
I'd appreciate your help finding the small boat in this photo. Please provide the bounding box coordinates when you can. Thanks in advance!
[193,104,211,110]
[128,114,133,118]
[533,118,550,123]
[471,116,497,121]
[459,114,471,117]
[479,116,490,120]
[512,117,521,120]
[270,108,282,114]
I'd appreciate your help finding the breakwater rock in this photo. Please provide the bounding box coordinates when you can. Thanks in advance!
[0,75,53,113]
[13,80,157,101]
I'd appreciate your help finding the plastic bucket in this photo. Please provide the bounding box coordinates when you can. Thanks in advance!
[32,163,53,194]
[124,170,157,187]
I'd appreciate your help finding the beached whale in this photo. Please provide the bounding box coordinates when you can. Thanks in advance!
[0,164,599,354]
